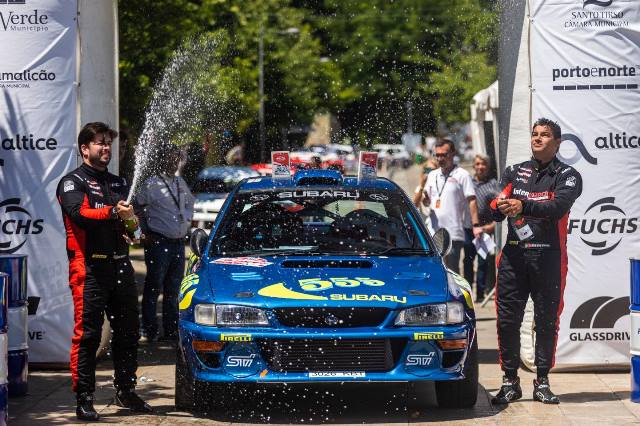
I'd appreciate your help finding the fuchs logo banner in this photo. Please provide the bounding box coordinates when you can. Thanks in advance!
[526,0,640,366]
[0,0,77,363]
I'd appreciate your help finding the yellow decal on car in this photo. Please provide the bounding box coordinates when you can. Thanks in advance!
[178,289,197,310]
[413,332,444,341]
[258,282,328,301]
[178,274,199,310]
[221,333,252,342]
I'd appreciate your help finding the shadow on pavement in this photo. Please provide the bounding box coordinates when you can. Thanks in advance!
[478,348,499,365]
[165,381,503,424]
[560,391,631,403]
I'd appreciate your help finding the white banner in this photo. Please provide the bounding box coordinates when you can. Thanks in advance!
[531,0,640,365]
[0,0,77,363]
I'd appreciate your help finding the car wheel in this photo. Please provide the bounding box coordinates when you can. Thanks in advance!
[435,337,479,408]
[175,344,194,411]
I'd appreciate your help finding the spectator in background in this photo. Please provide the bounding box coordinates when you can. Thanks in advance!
[470,154,500,301]
[413,158,438,208]
[135,144,195,342]
[118,128,134,184]
[422,139,482,273]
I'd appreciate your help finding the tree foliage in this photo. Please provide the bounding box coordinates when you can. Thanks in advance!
[118,0,497,154]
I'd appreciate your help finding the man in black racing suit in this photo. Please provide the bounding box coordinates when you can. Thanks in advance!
[56,122,152,421]
[490,118,582,405]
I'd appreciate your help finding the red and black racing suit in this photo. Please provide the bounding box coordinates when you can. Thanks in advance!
[491,157,582,378]
[56,163,139,394]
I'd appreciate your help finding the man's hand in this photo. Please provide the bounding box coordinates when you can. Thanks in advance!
[421,192,431,207]
[497,199,523,217]
[115,200,134,220]
[472,226,483,239]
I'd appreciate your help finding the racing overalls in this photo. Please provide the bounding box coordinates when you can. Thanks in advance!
[491,157,582,377]
[56,163,139,394]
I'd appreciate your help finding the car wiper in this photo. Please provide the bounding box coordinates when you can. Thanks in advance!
[371,247,432,256]
[221,248,322,257]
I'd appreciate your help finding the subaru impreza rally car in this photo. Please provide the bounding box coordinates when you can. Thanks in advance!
[176,168,478,411]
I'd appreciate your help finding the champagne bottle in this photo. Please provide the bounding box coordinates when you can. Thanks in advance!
[123,215,142,241]
[491,183,533,241]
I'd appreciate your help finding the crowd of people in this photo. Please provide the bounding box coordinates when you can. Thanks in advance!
[56,117,582,420]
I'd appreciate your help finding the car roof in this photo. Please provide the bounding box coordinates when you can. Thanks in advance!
[237,169,401,192]
[197,166,260,180]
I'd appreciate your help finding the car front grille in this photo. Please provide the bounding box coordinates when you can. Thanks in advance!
[258,338,406,372]
[273,307,390,328]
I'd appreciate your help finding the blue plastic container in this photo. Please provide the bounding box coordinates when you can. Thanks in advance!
[632,355,640,403]
[0,255,28,397]
[0,273,8,424]
[0,255,27,308]
[632,258,640,307]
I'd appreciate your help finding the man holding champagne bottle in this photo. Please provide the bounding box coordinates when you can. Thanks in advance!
[56,122,152,420]
[490,118,582,405]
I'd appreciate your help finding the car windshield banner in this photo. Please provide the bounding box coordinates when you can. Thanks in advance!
[527,0,640,366]
[0,0,77,362]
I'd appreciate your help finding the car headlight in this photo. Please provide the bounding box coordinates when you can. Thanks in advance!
[194,304,216,325]
[394,302,465,326]
[215,304,270,327]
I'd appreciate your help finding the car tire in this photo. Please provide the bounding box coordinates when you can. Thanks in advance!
[175,344,195,411]
[435,337,479,408]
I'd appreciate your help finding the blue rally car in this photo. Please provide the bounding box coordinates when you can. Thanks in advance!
[176,167,478,411]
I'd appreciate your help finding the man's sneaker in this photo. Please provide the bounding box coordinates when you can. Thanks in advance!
[139,333,157,344]
[76,392,100,421]
[491,376,523,404]
[115,389,154,413]
[533,377,560,404]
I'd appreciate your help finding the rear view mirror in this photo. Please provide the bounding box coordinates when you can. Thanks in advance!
[190,228,208,258]
[432,228,452,257]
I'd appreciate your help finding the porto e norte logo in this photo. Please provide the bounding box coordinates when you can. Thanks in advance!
[584,0,612,6]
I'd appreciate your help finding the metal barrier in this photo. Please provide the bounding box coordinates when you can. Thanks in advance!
[0,272,9,425]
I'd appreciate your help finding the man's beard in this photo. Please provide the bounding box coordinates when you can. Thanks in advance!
[89,151,110,168]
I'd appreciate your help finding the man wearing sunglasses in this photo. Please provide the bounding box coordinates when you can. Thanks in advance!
[422,138,482,276]
[56,122,152,420]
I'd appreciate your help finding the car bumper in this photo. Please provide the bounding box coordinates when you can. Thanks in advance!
[179,321,475,383]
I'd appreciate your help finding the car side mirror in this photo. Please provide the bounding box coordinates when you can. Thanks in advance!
[433,228,452,257]
[190,228,208,258]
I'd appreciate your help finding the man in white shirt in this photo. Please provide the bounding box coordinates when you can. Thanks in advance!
[423,139,482,273]
[135,145,195,341]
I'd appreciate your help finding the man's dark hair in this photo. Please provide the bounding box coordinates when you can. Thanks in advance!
[532,118,561,140]
[434,138,456,153]
[77,122,117,153]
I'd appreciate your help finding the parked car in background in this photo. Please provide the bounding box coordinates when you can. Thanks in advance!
[373,144,412,169]
[190,166,260,233]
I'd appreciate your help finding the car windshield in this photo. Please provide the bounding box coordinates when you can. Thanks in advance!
[210,187,432,256]
[192,177,242,194]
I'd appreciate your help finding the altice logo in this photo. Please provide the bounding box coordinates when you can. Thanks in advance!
[584,0,613,6]
[559,133,598,165]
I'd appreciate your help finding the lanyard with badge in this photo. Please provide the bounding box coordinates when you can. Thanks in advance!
[159,175,183,222]
[434,166,456,209]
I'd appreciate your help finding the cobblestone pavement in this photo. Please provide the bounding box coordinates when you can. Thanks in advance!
[9,165,638,424]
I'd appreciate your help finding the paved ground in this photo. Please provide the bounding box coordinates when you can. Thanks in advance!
[8,165,639,424]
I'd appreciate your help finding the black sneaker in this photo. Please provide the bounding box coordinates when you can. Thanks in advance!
[491,376,523,404]
[76,392,100,421]
[533,377,560,404]
[115,389,154,413]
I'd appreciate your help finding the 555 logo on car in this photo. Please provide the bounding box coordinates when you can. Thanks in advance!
[568,197,637,256]
[0,198,44,254]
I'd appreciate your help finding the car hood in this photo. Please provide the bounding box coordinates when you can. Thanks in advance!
[204,255,448,309]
